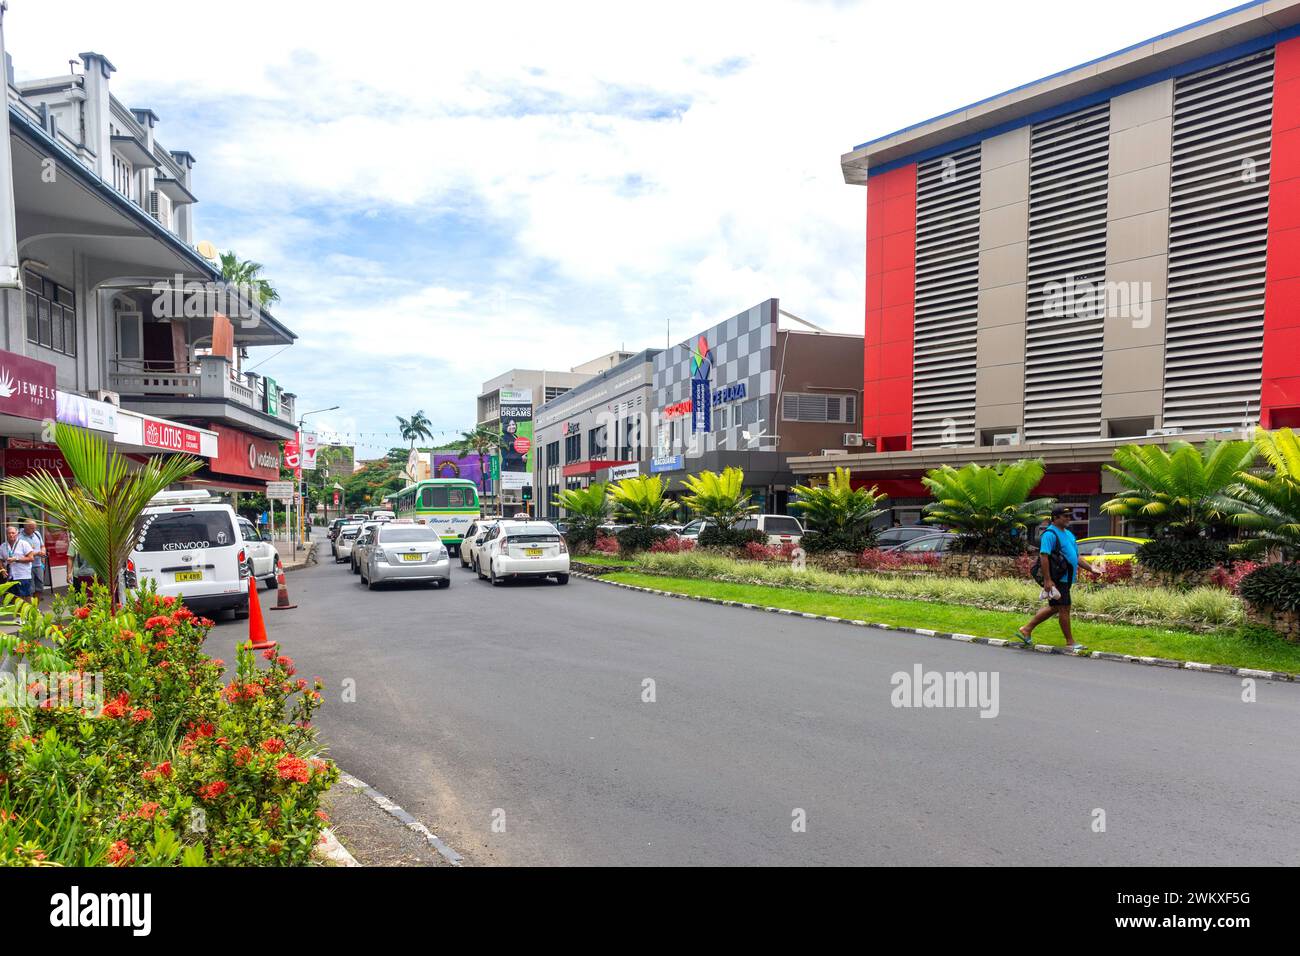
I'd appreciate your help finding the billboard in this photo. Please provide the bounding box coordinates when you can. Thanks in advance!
[498,401,533,488]
[430,453,486,490]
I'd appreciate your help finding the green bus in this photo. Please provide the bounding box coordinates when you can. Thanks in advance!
[387,478,480,555]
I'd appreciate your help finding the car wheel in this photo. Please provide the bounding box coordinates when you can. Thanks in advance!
[365,570,376,590]
[233,600,250,620]
[490,561,502,587]
[555,573,569,585]
[264,575,278,590]
[439,577,450,589]
[475,557,485,581]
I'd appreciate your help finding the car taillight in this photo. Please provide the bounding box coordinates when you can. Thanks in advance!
[499,536,508,547]
[559,539,568,553]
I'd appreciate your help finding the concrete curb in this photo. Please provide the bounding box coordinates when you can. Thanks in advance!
[337,771,464,866]
[313,827,360,867]
[570,572,1298,684]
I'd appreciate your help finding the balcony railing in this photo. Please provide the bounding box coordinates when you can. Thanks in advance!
[110,355,296,426]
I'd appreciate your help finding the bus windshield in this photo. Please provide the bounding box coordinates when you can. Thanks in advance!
[419,485,476,509]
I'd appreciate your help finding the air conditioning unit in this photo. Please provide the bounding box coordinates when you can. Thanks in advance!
[820,449,849,457]
[842,432,864,447]
[94,389,120,407]
[1145,427,1183,437]
[992,432,1021,446]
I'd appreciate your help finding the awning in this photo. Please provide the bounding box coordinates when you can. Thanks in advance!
[562,459,638,478]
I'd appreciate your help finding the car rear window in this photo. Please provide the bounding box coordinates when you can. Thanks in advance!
[380,528,443,543]
[136,510,236,552]
[505,524,560,542]
[764,517,802,535]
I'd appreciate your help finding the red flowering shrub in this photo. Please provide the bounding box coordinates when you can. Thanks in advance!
[649,536,695,554]
[593,535,621,554]
[741,541,799,562]
[1210,560,1261,594]
[858,548,941,572]
[1077,560,1135,586]
[0,582,336,867]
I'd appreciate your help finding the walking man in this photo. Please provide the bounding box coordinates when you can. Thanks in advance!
[1017,505,1086,651]
[19,519,46,599]
[1,525,36,600]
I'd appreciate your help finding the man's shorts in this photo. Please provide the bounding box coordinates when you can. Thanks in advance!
[12,578,33,598]
[1049,580,1072,607]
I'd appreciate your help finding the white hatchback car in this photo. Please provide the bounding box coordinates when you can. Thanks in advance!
[478,520,569,585]
[460,519,497,570]
[128,491,250,618]
[333,522,364,563]
[238,516,279,589]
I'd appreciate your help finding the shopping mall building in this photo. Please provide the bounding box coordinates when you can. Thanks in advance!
[790,0,1300,535]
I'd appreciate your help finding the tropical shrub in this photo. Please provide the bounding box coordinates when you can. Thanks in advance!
[921,459,1053,555]
[1076,561,1134,586]
[649,536,695,554]
[1238,563,1300,613]
[679,468,756,530]
[1135,537,1231,575]
[1102,439,1256,539]
[857,548,941,572]
[593,535,621,554]
[1226,428,1300,558]
[608,475,676,530]
[790,467,887,554]
[0,423,202,602]
[552,482,610,551]
[1210,561,1263,594]
[697,524,766,550]
[742,541,798,563]
[0,584,335,867]
[616,525,670,553]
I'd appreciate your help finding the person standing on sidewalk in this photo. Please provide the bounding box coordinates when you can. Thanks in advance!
[0,525,36,599]
[1017,505,1086,651]
[19,519,46,598]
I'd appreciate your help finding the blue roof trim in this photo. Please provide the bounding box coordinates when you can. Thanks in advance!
[865,21,1300,180]
[853,0,1270,153]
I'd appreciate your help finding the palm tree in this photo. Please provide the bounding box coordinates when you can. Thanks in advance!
[0,424,202,601]
[1225,428,1300,557]
[790,466,887,551]
[552,483,610,549]
[454,425,498,495]
[219,250,280,307]
[396,411,434,451]
[679,467,756,529]
[922,459,1054,555]
[608,475,676,529]
[1101,439,1257,539]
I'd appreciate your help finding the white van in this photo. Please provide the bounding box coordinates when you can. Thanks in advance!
[733,514,805,547]
[127,490,250,618]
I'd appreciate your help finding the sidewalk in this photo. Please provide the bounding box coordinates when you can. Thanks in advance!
[274,540,317,572]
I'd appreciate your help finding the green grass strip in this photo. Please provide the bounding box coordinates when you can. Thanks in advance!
[604,571,1300,674]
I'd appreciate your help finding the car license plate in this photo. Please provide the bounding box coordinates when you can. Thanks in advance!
[525,548,543,557]
[174,571,202,583]
[402,553,422,562]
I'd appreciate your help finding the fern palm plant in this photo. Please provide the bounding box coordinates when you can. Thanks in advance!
[0,423,202,601]
[790,467,887,552]
[608,474,676,529]
[552,482,610,549]
[1101,439,1257,539]
[679,467,755,529]
[1225,428,1300,557]
[922,459,1054,554]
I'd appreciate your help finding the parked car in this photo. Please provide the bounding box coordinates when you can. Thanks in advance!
[733,514,805,547]
[238,516,279,589]
[1077,535,1149,564]
[461,519,496,569]
[333,522,364,563]
[875,526,938,549]
[477,520,569,585]
[677,519,715,542]
[370,510,396,522]
[893,532,957,554]
[127,490,249,619]
[327,517,347,542]
[360,522,451,589]
[351,521,384,574]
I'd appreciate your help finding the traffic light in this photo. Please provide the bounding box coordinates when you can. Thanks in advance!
[521,486,533,502]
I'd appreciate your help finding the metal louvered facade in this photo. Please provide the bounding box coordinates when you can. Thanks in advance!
[1023,103,1111,442]
[912,145,980,447]
[1163,51,1274,431]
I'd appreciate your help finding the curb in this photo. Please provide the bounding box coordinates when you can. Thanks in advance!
[337,771,464,866]
[570,572,1298,684]
[313,827,360,867]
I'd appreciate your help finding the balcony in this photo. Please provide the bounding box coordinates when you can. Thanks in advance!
[109,355,297,440]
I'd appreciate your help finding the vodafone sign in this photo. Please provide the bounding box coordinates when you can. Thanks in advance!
[213,424,282,481]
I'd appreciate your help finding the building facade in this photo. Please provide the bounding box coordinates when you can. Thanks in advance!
[792,1,1300,533]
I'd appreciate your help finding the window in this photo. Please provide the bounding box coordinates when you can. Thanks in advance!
[419,485,474,509]
[763,516,803,535]
[546,441,560,470]
[379,527,442,544]
[565,432,582,463]
[588,426,607,459]
[781,393,856,423]
[134,511,236,551]
[24,270,77,357]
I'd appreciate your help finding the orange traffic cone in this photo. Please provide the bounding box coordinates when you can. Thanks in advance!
[269,556,297,611]
[246,575,276,651]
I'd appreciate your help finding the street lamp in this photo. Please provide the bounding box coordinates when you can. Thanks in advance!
[294,406,340,553]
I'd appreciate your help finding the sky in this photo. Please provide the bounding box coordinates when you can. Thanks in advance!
[9,0,1238,457]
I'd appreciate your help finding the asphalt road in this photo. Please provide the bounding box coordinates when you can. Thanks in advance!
[211,536,1300,866]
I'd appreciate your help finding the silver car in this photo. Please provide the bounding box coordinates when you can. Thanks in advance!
[360,523,452,589]
[350,521,384,574]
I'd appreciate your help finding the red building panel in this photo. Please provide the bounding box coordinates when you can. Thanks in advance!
[862,164,916,453]
[1264,35,1300,429]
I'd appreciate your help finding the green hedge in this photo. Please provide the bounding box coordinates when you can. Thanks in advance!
[1239,562,1300,612]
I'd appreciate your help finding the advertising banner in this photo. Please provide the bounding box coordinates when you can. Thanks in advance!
[431,453,485,490]
[56,391,119,434]
[609,463,640,481]
[0,349,57,422]
[212,424,282,481]
[300,432,318,471]
[283,439,301,470]
[498,401,533,488]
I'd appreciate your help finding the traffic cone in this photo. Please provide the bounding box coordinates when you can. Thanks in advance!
[269,556,297,611]
[246,575,276,651]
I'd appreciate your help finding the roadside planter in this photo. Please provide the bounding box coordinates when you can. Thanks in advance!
[1238,563,1300,643]
[938,552,1022,581]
